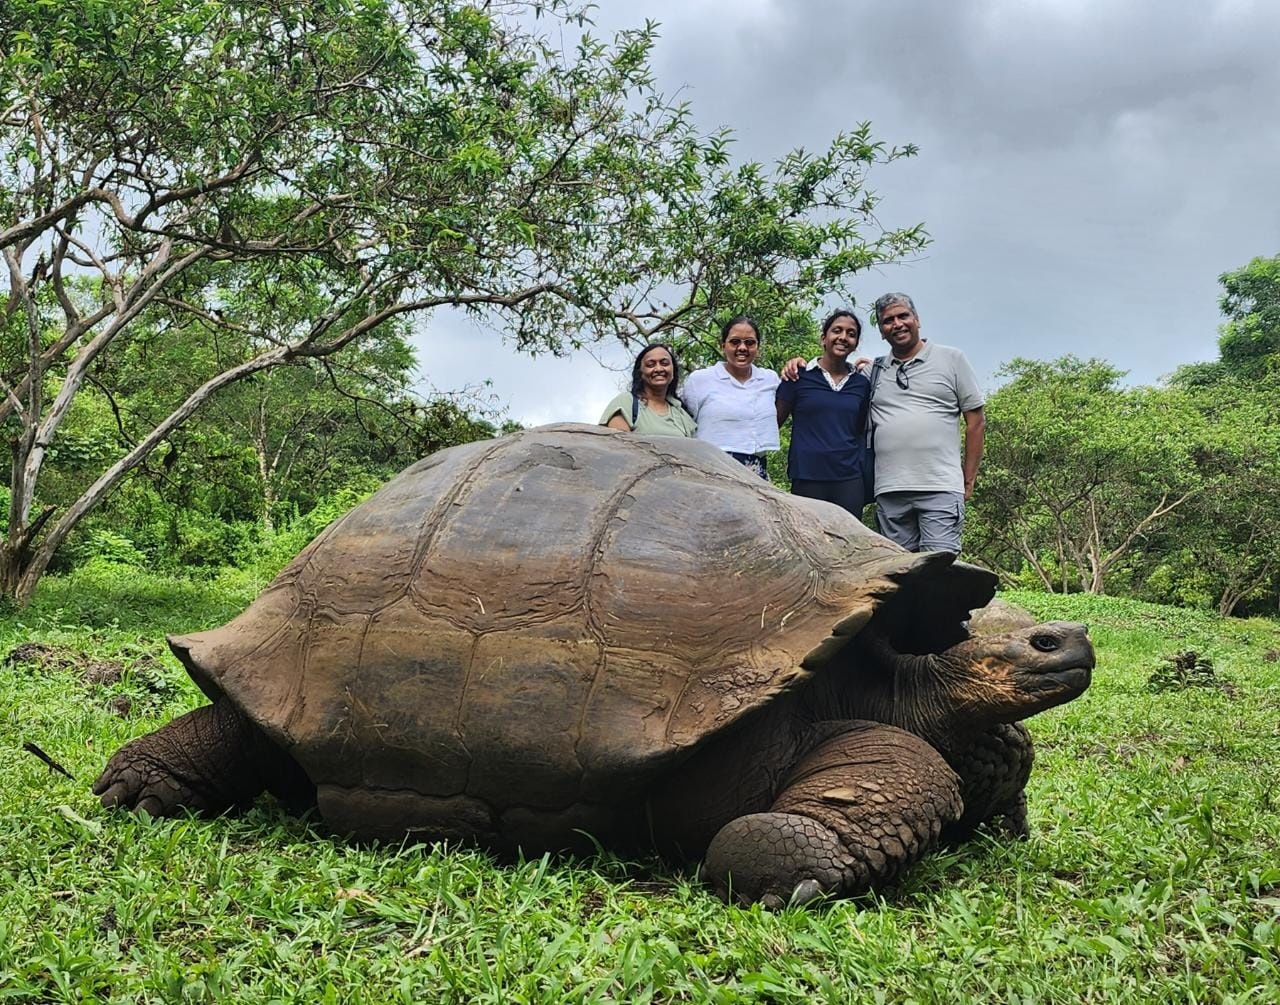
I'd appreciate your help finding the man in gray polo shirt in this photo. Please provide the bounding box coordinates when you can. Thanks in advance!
[867,293,985,554]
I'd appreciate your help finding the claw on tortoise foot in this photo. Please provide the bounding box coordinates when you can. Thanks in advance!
[789,878,826,907]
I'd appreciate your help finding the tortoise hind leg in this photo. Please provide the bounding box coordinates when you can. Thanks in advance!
[701,722,963,908]
[93,697,305,817]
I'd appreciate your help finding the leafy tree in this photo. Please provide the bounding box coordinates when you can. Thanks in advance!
[1217,254,1280,378]
[0,0,925,603]
[94,307,426,534]
[969,358,1206,595]
[1156,254,1280,615]
[1147,374,1280,617]
[47,293,510,569]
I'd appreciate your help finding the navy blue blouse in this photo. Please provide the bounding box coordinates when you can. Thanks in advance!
[776,368,870,481]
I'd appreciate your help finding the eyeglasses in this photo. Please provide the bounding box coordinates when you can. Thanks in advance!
[725,338,758,349]
[894,362,912,390]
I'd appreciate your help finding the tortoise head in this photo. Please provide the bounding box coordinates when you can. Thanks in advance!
[828,619,1093,747]
[938,620,1094,726]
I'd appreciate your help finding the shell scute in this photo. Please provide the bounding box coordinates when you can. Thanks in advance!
[460,630,598,807]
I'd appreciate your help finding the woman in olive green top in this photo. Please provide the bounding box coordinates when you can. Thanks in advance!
[599,343,697,437]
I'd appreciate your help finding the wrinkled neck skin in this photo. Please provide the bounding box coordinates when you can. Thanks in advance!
[801,628,975,753]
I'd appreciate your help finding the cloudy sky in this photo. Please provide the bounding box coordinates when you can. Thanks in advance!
[413,0,1280,425]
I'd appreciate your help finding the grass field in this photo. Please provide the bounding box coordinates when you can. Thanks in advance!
[1,563,1278,1003]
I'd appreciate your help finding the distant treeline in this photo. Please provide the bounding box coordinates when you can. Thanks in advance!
[965,255,1280,617]
[9,254,1280,620]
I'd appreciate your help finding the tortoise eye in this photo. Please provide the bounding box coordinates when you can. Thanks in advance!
[1030,634,1059,653]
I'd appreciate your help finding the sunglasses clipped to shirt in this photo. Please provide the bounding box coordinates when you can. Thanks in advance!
[892,358,921,390]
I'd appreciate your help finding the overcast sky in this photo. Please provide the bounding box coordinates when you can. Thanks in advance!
[412,0,1280,425]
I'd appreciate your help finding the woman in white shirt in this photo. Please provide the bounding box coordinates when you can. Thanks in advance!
[681,317,781,479]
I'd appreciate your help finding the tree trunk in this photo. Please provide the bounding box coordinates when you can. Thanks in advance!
[254,408,277,535]
[1015,532,1055,592]
[0,546,22,601]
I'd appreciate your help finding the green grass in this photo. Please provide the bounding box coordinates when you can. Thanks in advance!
[2,568,1278,1003]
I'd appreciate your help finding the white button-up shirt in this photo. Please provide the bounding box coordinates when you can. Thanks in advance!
[681,362,781,455]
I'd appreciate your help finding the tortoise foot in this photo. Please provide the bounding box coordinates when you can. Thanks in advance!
[990,791,1030,840]
[94,738,220,817]
[93,699,263,817]
[702,812,850,908]
[700,723,966,907]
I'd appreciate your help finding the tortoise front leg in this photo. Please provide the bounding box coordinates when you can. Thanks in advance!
[93,697,295,817]
[701,722,963,908]
[942,721,1035,841]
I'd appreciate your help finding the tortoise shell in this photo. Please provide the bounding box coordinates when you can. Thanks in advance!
[169,424,993,840]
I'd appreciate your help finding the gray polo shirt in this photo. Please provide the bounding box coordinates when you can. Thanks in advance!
[869,340,984,495]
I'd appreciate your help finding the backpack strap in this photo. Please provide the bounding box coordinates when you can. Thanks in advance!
[865,356,887,446]
[631,393,640,428]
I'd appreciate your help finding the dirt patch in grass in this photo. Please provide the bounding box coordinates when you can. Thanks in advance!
[578,887,607,920]
[5,641,176,713]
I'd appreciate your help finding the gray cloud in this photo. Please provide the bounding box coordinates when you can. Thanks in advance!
[416,1,1280,422]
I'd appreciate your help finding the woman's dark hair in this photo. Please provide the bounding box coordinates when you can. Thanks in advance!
[821,309,861,343]
[718,315,761,344]
[629,342,682,398]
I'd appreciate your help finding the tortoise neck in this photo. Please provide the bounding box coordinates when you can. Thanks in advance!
[839,630,971,750]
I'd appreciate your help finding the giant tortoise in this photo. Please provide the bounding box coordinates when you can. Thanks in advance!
[95,424,1093,907]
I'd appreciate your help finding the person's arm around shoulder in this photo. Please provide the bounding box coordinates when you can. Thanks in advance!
[853,368,872,433]
[779,357,807,381]
[775,373,796,425]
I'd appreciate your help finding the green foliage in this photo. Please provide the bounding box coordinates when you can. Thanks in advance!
[970,343,1280,616]
[2,579,1278,1000]
[961,252,1280,616]
[63,531,147,568]
[1216,254,1280,378]
[241,476,387,586]
[968,357,1207,596]
[16,561,258,634]
[1146,375,1280,616]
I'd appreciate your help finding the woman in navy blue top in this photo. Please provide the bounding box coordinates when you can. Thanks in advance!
[775,309,870,519]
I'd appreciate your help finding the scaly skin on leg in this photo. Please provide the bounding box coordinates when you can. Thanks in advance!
[93,697,282,817]
[941,721,1034,841]
[702,722,963,907]
[701,811,852,909]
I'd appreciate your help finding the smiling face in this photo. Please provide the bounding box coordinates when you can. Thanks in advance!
[720,321,760,378]
[639,346,675,397]
[820,313,860,366]
[876,300,921,357]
